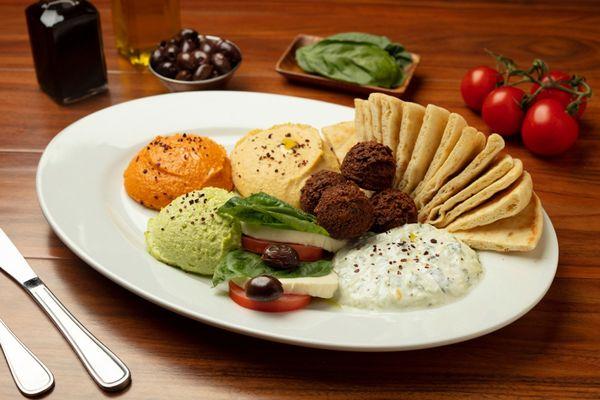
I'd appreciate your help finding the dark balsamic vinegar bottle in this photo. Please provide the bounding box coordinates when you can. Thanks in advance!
[25,0,108,104]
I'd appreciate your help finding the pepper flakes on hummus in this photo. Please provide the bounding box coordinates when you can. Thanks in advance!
[124,133,233,210]
[230,123,339,208]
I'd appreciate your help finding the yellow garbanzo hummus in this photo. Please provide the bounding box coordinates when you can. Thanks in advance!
[231,123,340,208]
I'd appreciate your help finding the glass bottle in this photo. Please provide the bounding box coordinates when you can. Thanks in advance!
[111,0,181,66]
[25,0,108,104]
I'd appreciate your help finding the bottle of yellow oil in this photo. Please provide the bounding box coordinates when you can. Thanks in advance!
[111,0,180,66]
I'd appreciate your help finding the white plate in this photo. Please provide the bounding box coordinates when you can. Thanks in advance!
[36,91,558,351]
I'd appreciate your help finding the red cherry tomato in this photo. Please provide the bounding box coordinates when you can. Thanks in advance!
[241,235,324,261]
[531,70,587,118]
[228,282,311,312]
[521,99,579,156]
[460,66,503,111]
[481,86,526,136]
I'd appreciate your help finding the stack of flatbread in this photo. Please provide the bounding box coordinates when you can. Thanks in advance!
[320,93,543,252]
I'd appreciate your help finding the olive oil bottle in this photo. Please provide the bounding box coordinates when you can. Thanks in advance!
[111,0,181,66]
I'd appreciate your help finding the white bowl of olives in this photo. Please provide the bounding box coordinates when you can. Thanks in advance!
[149,28,242,92]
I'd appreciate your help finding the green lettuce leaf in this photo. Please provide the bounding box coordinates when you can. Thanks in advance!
[212,250,332,287]
[217,192,330,236]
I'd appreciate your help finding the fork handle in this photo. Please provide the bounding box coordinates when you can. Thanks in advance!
[0,319,54,397]
[26,280,131,391]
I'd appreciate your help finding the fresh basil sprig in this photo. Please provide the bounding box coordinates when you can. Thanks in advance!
[296,32,412,88]
[212,250,332,287]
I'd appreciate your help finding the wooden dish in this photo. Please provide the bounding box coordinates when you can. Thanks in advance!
[275,34,420,97]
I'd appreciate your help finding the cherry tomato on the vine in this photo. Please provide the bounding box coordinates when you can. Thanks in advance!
[521,99,579,156]
[460,66,503,111]
[531,70,587,118]
[481,86,526,136]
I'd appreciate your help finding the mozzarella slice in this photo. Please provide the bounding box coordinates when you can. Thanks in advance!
[232,271,339,298]
[241,223,347,252]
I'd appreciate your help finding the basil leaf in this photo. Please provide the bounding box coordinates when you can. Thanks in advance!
[326,32,391,49]
[385,44,412,66]
[212,250,332,287]
[217,192,330,236]
[296,44,316,72]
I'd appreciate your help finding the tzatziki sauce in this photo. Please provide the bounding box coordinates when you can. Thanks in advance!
[333,223,482,310]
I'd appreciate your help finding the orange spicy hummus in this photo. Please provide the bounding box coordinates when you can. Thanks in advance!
[124,133,233,210]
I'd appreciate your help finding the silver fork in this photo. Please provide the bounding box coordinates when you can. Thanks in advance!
[0,318,54,397]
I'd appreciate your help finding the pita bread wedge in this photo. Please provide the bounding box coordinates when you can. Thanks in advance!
[426,154,516,225]
[413,113,468,198]
[453,194,543,252]
[362,100,375,141]
[393,102,426,187]
[398,104,450,193]
[418,133,505,221]
[321,137,341,169]
[321,121,358,164]
[354,99,372,142]
[368,94,384,143]
[446,171,533,232]
[369,93,403,156]
[413,127,485,210]
[435,158,523,227]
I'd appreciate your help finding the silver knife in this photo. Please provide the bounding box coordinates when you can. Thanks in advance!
[0,228,131,391]
[0,318,54,397]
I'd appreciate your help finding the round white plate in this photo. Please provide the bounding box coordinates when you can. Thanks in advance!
[36,91,558,351]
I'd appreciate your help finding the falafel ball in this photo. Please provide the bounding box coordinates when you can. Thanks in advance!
[370,189,418,233]
[341,141,396,190]
[300,170,348,213]
[314,183,373,239]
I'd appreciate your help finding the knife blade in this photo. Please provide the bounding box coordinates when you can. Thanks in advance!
[0,228,131,391]
[0,229,37,285]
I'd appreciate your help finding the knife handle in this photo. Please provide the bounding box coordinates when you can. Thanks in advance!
[26,281,131,391]
[0,319,54,397]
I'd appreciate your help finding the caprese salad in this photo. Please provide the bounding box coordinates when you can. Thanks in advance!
[214,193,344,312]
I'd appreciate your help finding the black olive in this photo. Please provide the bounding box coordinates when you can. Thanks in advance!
[175,69,192,81]
[179,28,198,41]
[217,40,241,64]
[191,50,209,65]
[211,52,232,74]
[245,275,283,302]
[198,40,215,55]
[168,35,182,46]
[165,44,179,60]
[159,40,167,48]
[181,39,197,53]
[192,64,213,80]
[176,52,198,71]
[156,61,178,78]
[261,244,300,270]
[150,48,166,66]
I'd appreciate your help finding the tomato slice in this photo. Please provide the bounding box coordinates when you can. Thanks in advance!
[241,235,324,261]
[228,282,311,312]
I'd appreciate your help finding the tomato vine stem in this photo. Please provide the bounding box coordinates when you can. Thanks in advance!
[484,49,593,115]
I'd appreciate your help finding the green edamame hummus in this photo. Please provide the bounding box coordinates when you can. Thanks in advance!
[145,187,241,275]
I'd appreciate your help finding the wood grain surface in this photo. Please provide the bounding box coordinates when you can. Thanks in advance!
[0,0,599,398]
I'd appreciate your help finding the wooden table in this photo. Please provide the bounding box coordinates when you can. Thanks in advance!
[1,0,599,398]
